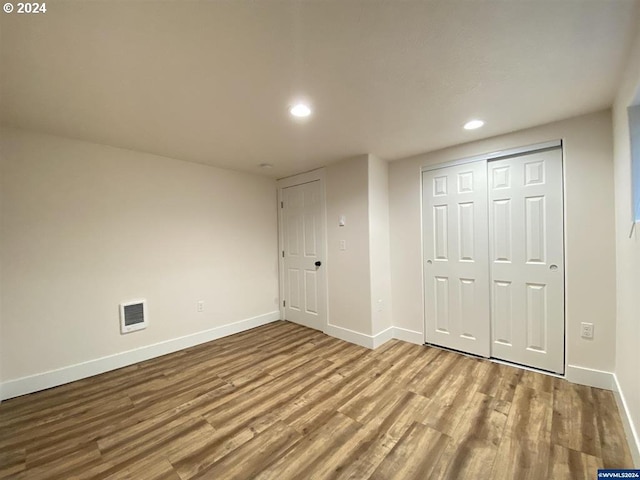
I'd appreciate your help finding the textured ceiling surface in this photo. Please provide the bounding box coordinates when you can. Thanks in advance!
[1,1,639,178]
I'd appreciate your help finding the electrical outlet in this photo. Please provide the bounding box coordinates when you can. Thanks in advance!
[339,240,346,251]
[197,300,204,313]
[580,322,594,339]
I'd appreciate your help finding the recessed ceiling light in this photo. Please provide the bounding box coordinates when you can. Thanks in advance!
[290,103,312,118]
[464,119,485,130]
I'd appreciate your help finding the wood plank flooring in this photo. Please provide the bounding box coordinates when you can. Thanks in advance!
[0,321,633,479]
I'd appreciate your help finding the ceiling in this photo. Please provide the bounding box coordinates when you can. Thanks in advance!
[2,1,639,178]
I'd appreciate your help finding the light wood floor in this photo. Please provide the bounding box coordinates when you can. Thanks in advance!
[0,321,633,479]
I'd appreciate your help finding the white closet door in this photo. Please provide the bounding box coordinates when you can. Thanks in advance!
[282,180,326,331]
[423,162,490,357]
[488,148,565,374]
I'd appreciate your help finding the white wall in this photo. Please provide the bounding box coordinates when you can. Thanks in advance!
[368,155,392,336]
[0,136,3,399]
[325,154,393,343]
[326,155,373,336]
[389,110,617,374]
[612,24,640,465]
[0,128,279,389]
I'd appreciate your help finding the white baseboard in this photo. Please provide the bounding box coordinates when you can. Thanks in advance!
[372,327,394,348]
[613,374,640,467]
[565,364,614,390]
[392,327,424,345]
[322,324,397,349]
[1,311,280,401]
[324,323,376,349]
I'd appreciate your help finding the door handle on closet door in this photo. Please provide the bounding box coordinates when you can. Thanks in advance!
[549,264,558,271]
[315,261,322,267]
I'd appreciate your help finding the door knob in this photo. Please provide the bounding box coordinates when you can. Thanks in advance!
[550,264,558,271]
[315,261,322,267]
[426,260,433,264]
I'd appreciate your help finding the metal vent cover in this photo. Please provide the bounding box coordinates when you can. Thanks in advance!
[120,299,147,334]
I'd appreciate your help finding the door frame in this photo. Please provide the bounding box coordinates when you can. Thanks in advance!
[420,139,567,373]
[277,168,329,331]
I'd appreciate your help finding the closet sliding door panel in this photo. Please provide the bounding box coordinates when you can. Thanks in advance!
[423,161,491,357]
[488,148,565,374]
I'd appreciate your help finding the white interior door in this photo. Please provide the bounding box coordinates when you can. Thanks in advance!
[423,161,491,357]
[282,180,326,331]
[488,148,565,374]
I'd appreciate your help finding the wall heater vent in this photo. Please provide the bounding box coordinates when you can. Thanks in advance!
[120,299,147,334]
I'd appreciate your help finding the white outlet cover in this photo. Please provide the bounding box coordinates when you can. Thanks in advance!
[580,322,594,338]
